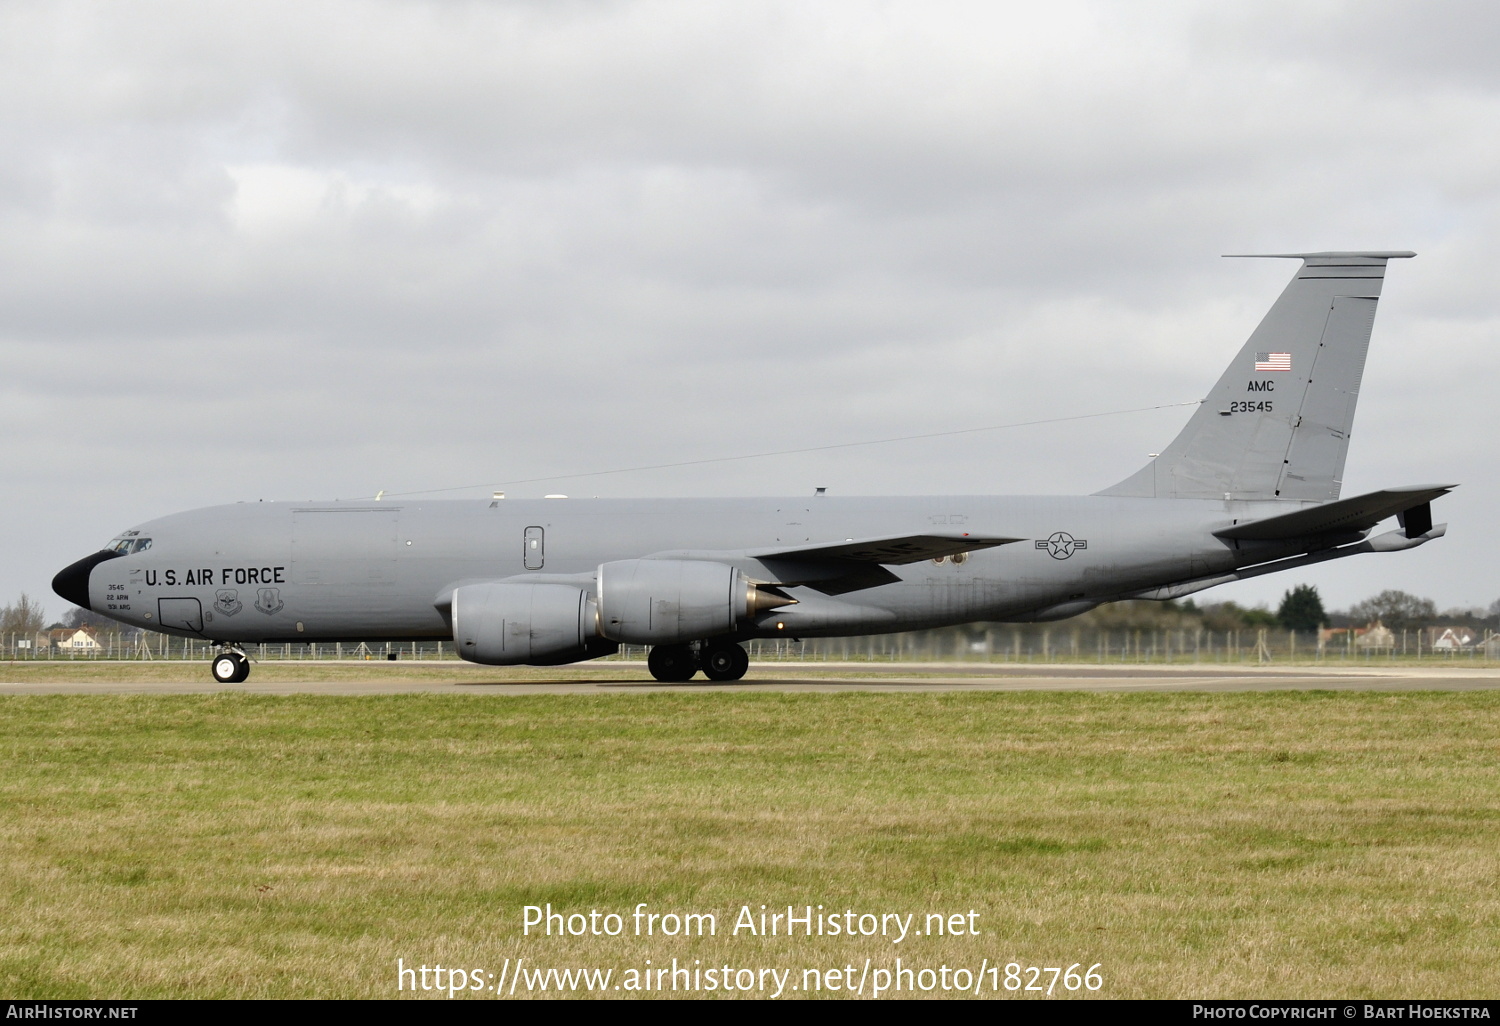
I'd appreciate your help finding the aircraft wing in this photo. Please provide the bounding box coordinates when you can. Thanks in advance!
[1214,484,1456,542]
[753,534,1024,565]
[747,534,1024,595]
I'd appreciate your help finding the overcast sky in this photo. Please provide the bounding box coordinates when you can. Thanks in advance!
[4,0,1498,619]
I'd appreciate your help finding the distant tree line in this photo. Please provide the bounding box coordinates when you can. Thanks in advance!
[1,594,141,640]
[1076,585,1488,634]
[0,594,47,637]
[980,583,1486,635]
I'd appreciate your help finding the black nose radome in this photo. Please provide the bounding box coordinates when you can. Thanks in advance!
[52,550,123,611]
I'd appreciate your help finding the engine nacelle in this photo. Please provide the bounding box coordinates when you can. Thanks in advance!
[451,581,615,665]
[596,559,790,645]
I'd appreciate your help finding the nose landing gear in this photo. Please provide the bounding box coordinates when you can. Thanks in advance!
[210,647,251,684]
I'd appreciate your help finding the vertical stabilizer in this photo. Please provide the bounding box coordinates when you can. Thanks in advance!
[1097,251,1414,502]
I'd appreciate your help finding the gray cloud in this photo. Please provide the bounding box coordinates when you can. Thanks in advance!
[3,0,1497,617]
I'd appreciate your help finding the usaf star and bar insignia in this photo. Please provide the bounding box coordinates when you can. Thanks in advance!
[1036,531,1087,559]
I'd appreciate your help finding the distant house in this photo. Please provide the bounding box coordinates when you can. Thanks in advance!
[1317,627,1347,652]
[1427,626,1478,651]
[1318,621,1395,652]
[49,628,102,653]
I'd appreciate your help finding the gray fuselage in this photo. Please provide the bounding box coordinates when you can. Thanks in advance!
[81,493,1309,644]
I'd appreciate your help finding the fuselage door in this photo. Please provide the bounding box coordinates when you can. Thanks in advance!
[158,597,203,633]
[524,526,545,570]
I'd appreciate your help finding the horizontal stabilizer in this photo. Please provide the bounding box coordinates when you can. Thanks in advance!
[1223,251,1417,261]
[1214,485,1455,541]
[754,534,1022,565]
[1123,523,1446,605]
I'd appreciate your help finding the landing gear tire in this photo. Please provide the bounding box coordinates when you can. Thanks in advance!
[211,650,250,684]
[701,641,749,682]
[647,644,699,682]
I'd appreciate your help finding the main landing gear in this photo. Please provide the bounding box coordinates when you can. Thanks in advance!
[647,640,750,683]
[701,641,750,681]
[210,647,251,684]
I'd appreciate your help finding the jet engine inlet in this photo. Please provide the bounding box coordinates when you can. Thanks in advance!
[451,581,616,665]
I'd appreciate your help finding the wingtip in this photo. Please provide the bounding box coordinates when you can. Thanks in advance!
[1390,483,1460,493]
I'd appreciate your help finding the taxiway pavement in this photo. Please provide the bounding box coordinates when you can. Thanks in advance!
[5,661,1499,695]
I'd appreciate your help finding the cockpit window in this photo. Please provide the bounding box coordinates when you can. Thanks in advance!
[133,538,152,553]
[106,536,151,554]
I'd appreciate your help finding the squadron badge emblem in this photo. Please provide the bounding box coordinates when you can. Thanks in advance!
[214,589,243,616]
[254,588,284,615]
[1036,532,1088,560]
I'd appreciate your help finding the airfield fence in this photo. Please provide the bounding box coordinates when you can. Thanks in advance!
[7,627,1497,665]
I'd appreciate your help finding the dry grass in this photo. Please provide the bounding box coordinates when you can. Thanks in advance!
[1,691,1498,998]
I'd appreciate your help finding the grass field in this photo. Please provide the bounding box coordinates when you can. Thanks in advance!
[2,688,1498,999]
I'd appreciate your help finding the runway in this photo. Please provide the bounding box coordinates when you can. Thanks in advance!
[5,661,1500,695]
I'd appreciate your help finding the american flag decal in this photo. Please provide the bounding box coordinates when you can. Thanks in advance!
[1255,351,1291,372]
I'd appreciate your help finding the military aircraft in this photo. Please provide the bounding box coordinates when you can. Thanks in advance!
[53,251,1450,684]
